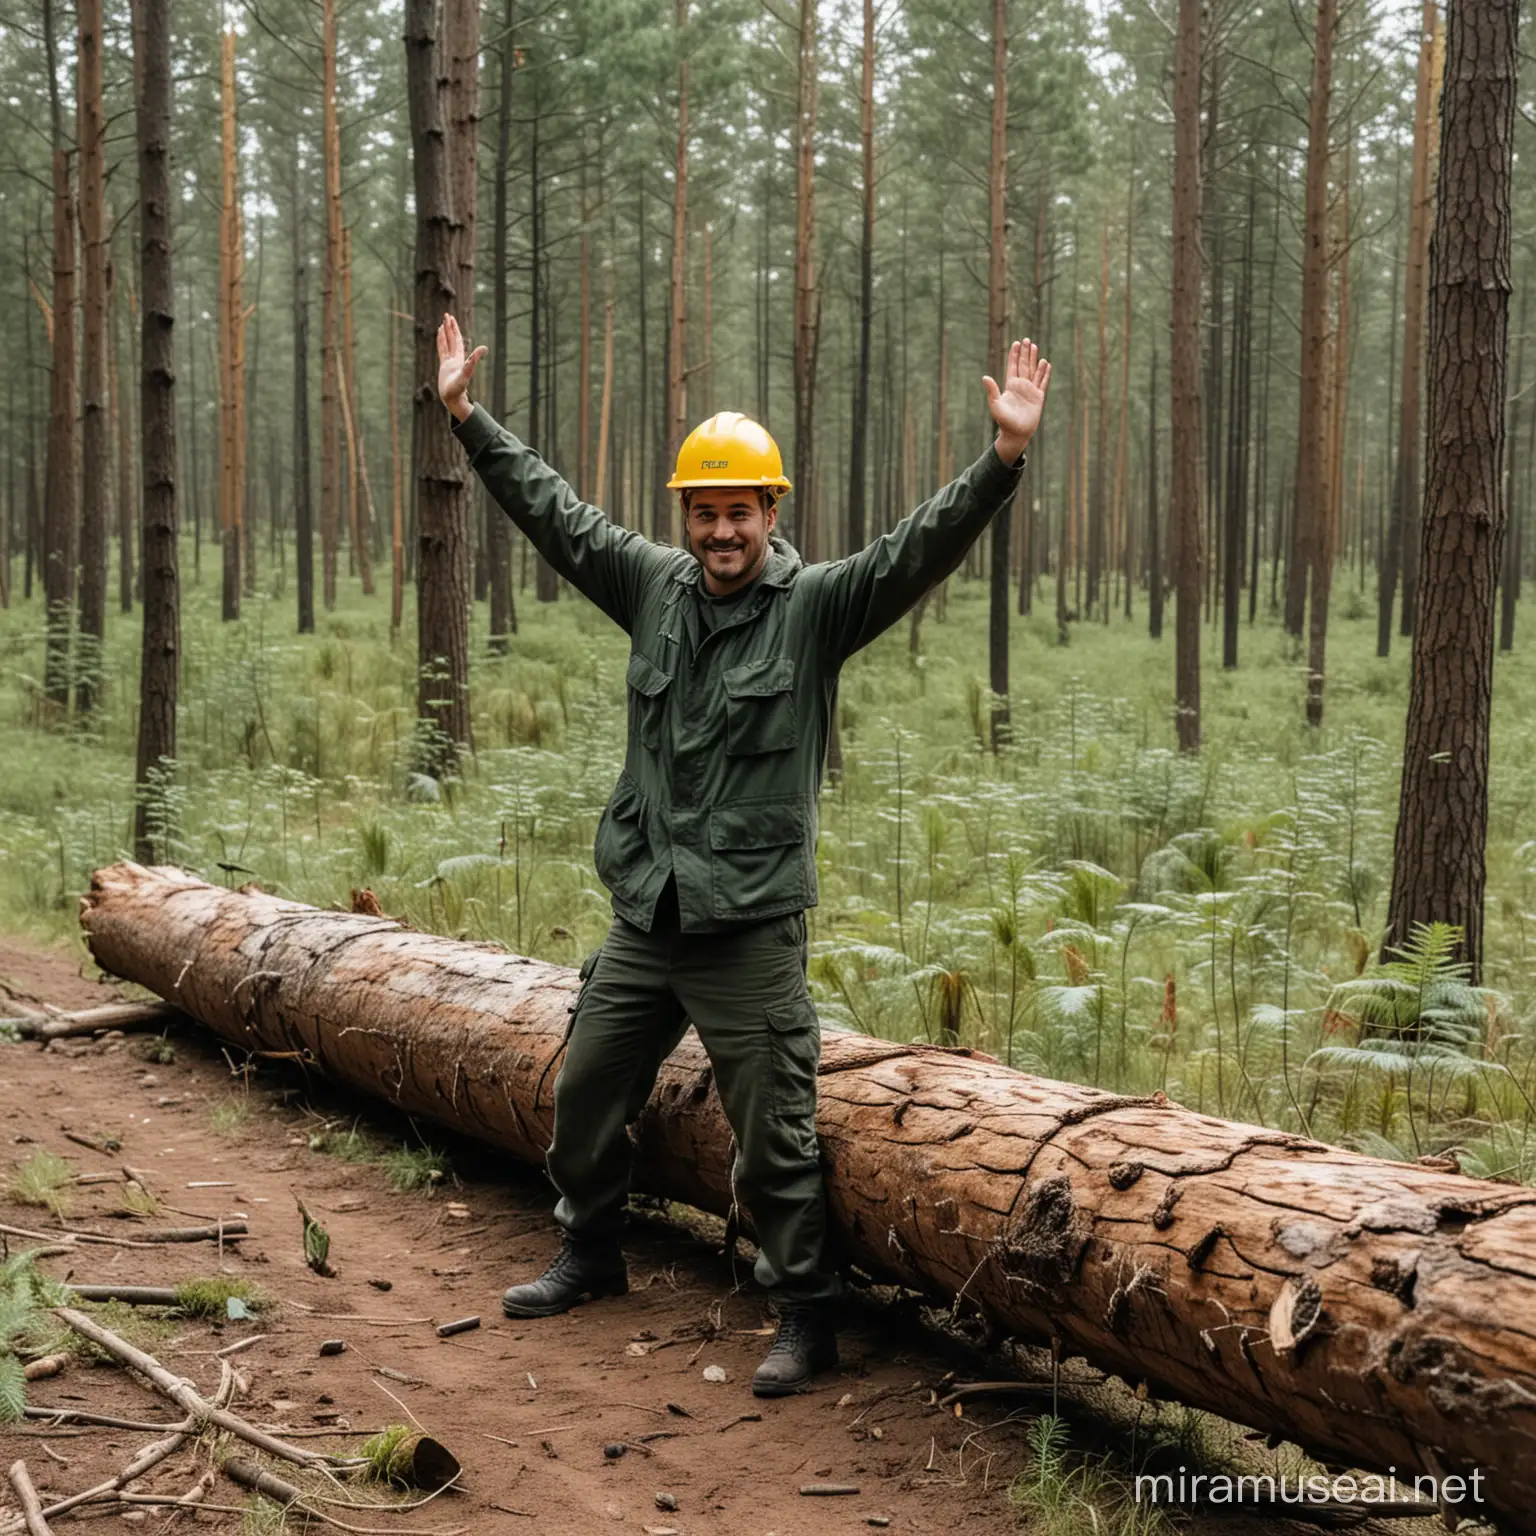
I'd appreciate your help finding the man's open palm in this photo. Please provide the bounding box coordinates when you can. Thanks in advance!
[437,312,486,419]
[983,339,1052,453]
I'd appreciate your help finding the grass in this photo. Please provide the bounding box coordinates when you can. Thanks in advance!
[378,1143,449,1193]
[173,1276,269,1319]
[2,562,1535,1175]
[9,1149,73,1217]
[209,1096,255,1137]
[242,1495,289,1535]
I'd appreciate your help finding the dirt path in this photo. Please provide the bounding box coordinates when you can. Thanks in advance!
[0,935,1052,1536]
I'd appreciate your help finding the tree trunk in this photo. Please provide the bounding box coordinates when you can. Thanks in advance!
[1089,222,1107,618]
[340,227,374,597]
[665,0,690,551]
[486,0,516,647]
[1383,0,1516,982]
[446,0,478,612]
[42,0,77,716]
[847,0,874,556]
[788,0,818,561]
[986,0,1009,748]
[529,114,557,602]
[1169,0,1202,751]
[80,859,1536,1530]
[1222,179,1255,671]
[1401,15,1446,640]
[291,153,315,638]
[595,293,615,510]
[1293,0,1336,722]
[1147,344,1162,639]
[77,0,110,710]
[113,255,135,613]
[1308,137,1349,728]
[406,0,473,768]
[218,29,244,624]
[320,0,342,610]
[1499,278,1527,653]
[131,0,179,863]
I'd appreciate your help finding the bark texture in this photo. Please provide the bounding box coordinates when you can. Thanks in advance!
[131,0,179,864]
[81,862,1536,1522]
[76,0,109,711]
[1169,0,1202,751]
[406,0,473,766]
[1383,0,1516,981]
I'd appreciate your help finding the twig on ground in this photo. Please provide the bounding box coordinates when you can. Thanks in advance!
[23,1407,181,1433]
[371,1378,427,1433]
[6,1460,56,1536]
[52,1307,358,1470]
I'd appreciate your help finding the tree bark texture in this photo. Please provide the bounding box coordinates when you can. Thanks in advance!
[1292,0,1335,699]
[790,0,818,563]
[486,0,515,648]
[43,143,77,714]
[406,0,473,766]
[291,154,315,637]
[320,0,342,610]
[1169,0,1202,751]
[1379,0,1438,658]
[1383,0,1516,982]
[79,861,1536,1526]
[131,0,178,864]
[847,0,874,557]
[985,0,1010,750]
[665,0,690,551]
[76,0,110,712]
[218,29,245,624]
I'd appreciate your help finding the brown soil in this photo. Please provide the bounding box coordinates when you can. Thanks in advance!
[0,935,1437,1536]
[0,935,1047,1536]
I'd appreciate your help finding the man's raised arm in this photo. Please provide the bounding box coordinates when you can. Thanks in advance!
[438,313,665,633]
[806,339,1051,661]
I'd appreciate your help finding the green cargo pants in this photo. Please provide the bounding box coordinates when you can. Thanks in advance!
[546,878,840,1303]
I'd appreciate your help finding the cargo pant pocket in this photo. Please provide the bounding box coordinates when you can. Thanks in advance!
[763,994,822,1140]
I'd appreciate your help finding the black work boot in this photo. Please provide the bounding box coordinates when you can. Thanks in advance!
[501,1237,627,1319]
[750,1304,838,1397]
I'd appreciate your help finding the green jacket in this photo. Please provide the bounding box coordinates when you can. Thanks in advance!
[452,403,1024,932]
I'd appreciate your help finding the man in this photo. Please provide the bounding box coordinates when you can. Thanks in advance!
[436,313,1050,1395]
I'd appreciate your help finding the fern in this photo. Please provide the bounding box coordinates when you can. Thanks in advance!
[0,1352,25,1424]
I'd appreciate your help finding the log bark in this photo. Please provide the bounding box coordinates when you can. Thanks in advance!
[79,862,1536,1522]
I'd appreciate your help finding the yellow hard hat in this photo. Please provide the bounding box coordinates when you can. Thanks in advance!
[667,412,792,495]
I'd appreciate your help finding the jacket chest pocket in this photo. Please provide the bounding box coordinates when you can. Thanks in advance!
[722,657,797,756]
[626,652,673,751]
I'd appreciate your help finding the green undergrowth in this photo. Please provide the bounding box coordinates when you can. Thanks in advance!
[307,1118,450,1192]
[2,571,1535,1174]
[173,1276,270,1318]
[8,1149,73,1217]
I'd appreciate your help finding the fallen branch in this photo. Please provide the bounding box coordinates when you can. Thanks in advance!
[23,1407,182,1433]
[52,1307,355,1470]
[0,1221,244,1250]
[8,1001,181,1043]
[0,1365,237,1536]
[5,1461,55,1536]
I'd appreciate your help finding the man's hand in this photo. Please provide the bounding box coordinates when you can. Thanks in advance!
[436,312,487,424]
[983,338,1051,466]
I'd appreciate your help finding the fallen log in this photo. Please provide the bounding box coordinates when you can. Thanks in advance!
[80,862,1536,1525]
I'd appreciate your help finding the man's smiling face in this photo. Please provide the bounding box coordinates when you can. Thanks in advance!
[683,487,778,595]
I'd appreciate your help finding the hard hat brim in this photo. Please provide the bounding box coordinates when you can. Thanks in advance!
[667,476,793,493]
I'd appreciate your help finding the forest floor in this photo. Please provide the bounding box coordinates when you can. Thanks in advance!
[0,933,1447,1536]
